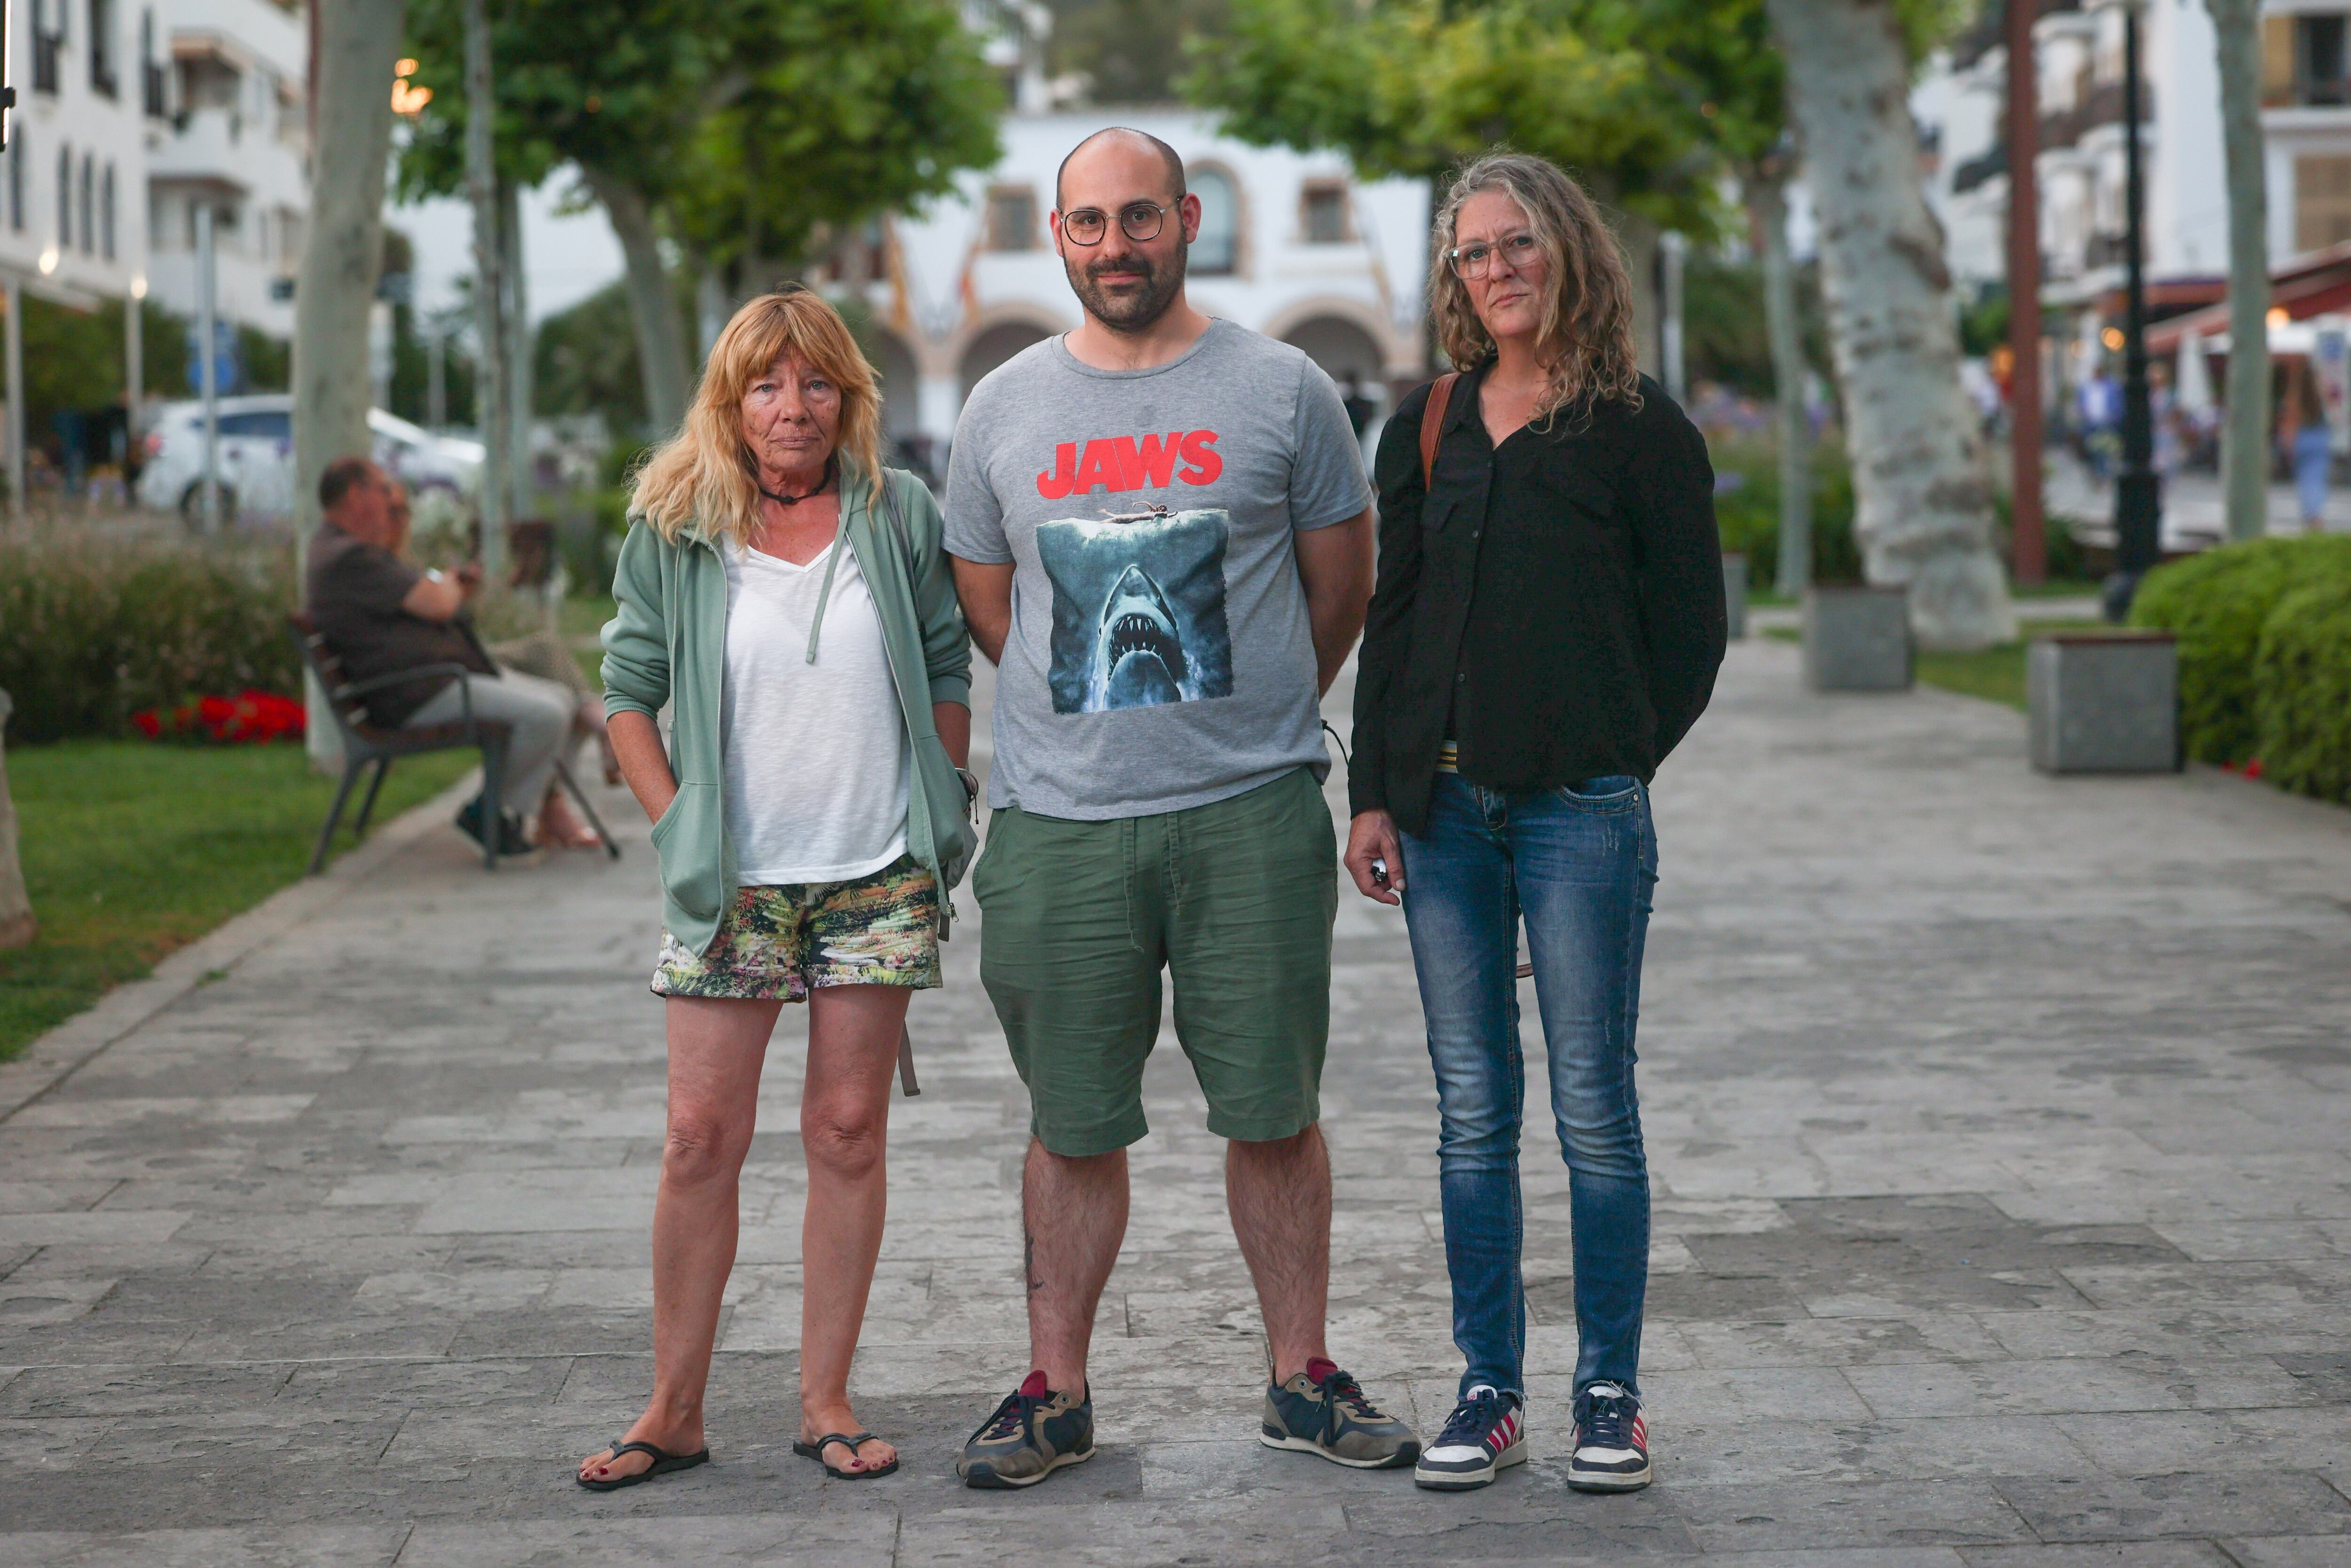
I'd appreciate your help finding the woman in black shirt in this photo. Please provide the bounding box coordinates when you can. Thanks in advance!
[1344,153,1725,1495]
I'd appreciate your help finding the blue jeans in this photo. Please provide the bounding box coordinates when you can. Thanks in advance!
[1400,771,1657,1400]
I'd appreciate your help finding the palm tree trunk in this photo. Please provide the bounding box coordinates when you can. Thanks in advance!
[1753,169,1811,593]
[463,0,508,573]
[292,0,404,533]
[584,163,693,438]
[1766,0,2014,649]
[2209,0,2271,542]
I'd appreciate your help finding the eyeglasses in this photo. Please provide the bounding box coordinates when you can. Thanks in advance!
[1061,202,1173,246]
[1448,232,1543,280]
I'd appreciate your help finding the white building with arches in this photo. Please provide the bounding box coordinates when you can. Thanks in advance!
[821,109,1432,471]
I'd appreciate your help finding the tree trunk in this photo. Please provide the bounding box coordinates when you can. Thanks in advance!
[464,0,508,573]
[2210,0,2271,543]
[1753,170,1811,594]
[584,163,693,437]
[294,0,405,774]
[1766,0,2014,649]
[0,691,33,951]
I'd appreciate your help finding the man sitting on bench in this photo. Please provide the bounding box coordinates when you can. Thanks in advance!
[303,455,597,855]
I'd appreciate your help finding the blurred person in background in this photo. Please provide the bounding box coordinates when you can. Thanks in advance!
[384,479,622,789]
[304,457,599,854]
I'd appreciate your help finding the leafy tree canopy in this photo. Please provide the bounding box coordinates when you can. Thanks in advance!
[1185,0,1973,238]
[664,0,1004,271]
[396,0,1002,269]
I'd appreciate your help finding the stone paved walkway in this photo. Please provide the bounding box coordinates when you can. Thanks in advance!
[2,639,2349,1565]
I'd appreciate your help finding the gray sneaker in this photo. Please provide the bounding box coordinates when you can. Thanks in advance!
[1260,1359,1420,1469]
[957,1370,1094,1489]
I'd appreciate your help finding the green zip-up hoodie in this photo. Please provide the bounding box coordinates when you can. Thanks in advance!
[600,465,976,958]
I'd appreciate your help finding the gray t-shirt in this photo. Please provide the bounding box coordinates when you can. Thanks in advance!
[946,320,1373,820]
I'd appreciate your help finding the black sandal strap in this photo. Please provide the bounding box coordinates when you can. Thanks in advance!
[608,1439,678,1463]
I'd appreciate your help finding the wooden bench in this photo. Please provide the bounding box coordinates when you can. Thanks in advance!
[288,613,618,874]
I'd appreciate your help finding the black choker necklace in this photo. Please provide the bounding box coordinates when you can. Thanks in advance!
[757,456,836,508]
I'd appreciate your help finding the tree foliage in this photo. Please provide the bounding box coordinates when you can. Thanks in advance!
[662,0,1004,273]
[398,0,1000,269]
[1185,0,1972,236]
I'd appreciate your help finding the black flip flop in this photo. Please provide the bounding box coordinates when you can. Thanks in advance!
[576,1435,711,1491]
[793,1430,899,1480]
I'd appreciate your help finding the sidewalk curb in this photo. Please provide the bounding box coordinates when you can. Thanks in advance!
[0,770,483,1125]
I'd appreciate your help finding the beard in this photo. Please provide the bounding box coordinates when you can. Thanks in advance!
[1066,240,1188,333]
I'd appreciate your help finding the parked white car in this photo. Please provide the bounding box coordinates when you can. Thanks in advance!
[137,395,486,522]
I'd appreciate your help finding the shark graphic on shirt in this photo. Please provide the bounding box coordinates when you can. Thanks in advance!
[1035,509,1233,714]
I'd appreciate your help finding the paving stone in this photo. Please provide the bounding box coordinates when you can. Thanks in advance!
[1991,1471,2351,1541]
[3,641,2350,1559]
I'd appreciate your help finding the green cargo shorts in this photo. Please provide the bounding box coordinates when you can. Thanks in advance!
[972,767,1338,1157]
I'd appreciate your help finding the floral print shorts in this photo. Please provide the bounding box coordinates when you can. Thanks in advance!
[650,855,941,1002]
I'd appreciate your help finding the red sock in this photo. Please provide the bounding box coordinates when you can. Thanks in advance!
[1018,1369,1050,1398]
[1306,1357,1338,1383]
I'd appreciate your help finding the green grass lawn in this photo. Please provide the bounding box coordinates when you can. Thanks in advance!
[0,741,477,1062]
[1764,618,2112,710]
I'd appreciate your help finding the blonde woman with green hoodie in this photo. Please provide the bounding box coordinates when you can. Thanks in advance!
[580,288,975,1491]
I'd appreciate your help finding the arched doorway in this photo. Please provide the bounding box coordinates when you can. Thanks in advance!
[1282,315,1390,456]
[960,321,1054,404]
[864,328,931,481]
[1282,315,1386,389]
[866,330,922,442]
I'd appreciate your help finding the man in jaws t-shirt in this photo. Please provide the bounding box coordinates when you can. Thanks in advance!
[944,319,1373,819]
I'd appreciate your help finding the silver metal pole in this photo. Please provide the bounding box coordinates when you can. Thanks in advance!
[125,282,144,475]
[502,176,531,523]
[197,200,221,532]
[1660,230,1688,405]
[4,277,23,520]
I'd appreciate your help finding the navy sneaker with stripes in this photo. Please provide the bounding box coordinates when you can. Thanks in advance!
[1567,1381,1650,1491]
[1414,1385,1526,1490]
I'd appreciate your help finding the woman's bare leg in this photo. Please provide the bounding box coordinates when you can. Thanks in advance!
[579,995,781,1484]
[797,983,910,1473]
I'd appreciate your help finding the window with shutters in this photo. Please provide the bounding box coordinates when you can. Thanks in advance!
[2297,155,2351,252]
[987,186,1037,252]
[2265,12,2351,105]
[1301,182,1349,245]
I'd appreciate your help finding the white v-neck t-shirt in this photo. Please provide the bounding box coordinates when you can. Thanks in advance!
[718,535,910,885]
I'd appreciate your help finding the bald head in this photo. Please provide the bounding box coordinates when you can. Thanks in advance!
[1056,127,1186,212]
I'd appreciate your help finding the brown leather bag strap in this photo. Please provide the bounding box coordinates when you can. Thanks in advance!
[1420,372,1460,490]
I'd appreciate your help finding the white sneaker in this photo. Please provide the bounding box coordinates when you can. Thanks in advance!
[1413,1385,1527,1491]
[1567,1381,1650,1491]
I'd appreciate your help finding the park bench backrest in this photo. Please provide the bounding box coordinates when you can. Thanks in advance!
[285,613,372,741]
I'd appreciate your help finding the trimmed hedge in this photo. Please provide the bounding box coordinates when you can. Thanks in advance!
[2256,571,2351,804]
[0,537,300,744]
[2128,535,2351,764]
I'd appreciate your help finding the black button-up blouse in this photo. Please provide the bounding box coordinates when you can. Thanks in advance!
[1348,363,1727,837]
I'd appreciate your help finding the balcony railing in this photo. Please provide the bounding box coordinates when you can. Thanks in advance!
[1953,144,2006,196]
[2272,76,2351,108]
[2039,79,2154,152]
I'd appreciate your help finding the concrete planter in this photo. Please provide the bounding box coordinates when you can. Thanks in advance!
[2028,631,2181,774]
[1803,586,1912,691]
[1722,552,1748,640]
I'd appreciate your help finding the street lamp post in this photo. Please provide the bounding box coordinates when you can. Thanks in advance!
[2106,0,2162,618]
